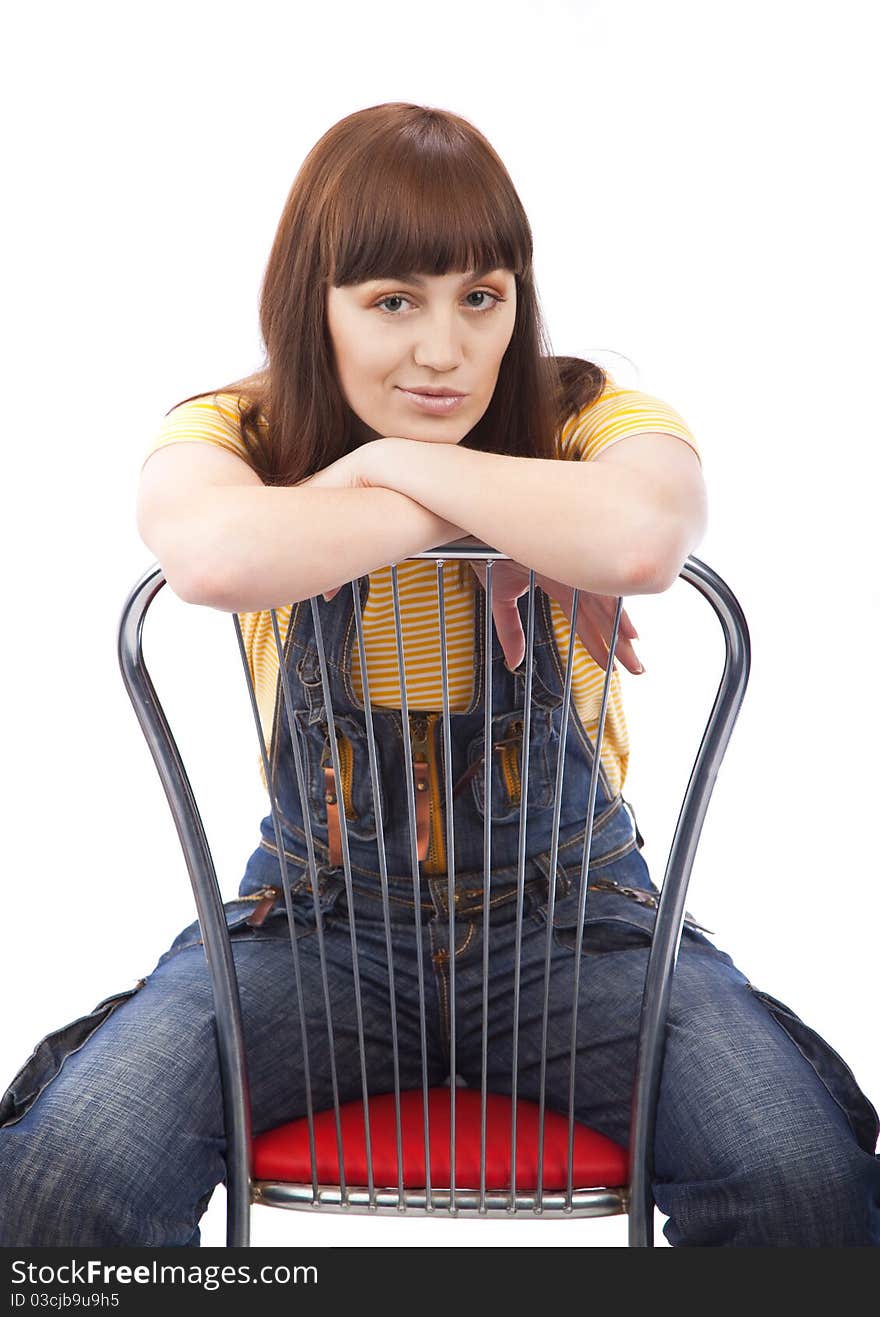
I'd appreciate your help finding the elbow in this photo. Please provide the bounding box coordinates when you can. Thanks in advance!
[137,520,223,610]
[631,533,704,595]
[138,538,218,608]
[137,486,246,610]
[629,540,693,594]
[623,538,686,596]
[179,562,244,611]
[629,499,708,595]
[624,552,675,596]
[140,536,234,609]
[148,557,224,608]
[634,556,686,595]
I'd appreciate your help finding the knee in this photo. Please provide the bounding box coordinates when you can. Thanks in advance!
[745,1140,880,1246]
[657,1137,880,1247]
[0,1092,224,1248]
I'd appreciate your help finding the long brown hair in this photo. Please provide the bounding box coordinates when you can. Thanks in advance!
[169,102,607,579]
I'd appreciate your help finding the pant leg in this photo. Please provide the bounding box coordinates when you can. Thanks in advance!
[462,908,880,1246]
[0,906,435,1247]
[647,938,880,1246]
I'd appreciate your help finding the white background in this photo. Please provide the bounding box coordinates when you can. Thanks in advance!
[2,0,877,1248]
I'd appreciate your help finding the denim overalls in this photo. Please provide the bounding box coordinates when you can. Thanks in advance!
[238,571,645,910]
[2,573,878,1247]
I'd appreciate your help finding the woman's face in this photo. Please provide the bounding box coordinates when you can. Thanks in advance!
[326,267,517,443]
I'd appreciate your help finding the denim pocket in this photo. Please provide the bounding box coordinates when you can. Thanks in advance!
[287,708,389,843]
[466,708,556,821]
[156,881,346,966]
[746,985,880,1155]
[0,980,147,1129]
[544,887,658,953]
[533,873,713,955]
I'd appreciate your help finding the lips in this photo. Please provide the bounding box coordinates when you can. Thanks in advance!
[397,387,467,414]
[399,387,466,397]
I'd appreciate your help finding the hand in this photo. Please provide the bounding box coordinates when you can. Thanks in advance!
[296,439,387,492]
[467,557,644,676]
[305,438,472,601]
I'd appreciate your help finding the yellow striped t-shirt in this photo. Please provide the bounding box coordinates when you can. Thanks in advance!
[141,376,701,796]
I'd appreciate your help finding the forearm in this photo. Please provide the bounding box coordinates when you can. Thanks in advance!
[372,441,660,596]
[192,485,465,614]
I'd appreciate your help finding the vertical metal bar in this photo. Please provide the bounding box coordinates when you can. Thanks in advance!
[508,571,537,1213]
[436,560,458,1213]
[563,597,623,1209]
[310,596,375,1204]
[478,561,494,1213]
[266,608,355,1206]
[259,611,325,1201]
[349,576,406,1209]
[389,563,434,1210]
[534,588,578,1211]
[234,609,329,1202]
[270,611,347,1201]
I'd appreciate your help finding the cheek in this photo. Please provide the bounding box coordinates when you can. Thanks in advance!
[343,330,391,375]
[337,342,386,393]
[481,318,514,372]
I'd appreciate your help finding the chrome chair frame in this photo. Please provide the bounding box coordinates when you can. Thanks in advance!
[118,542,749,1246]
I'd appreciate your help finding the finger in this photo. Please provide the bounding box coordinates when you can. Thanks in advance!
[606,626,642,672]
[492,598,526,670]
[608,611,641,664]
[594,595,638,641]
[563,608,609,672]
[597,595,636,640]
[621,607,638,639]
[575,615,629,675]
[576,601,642,673]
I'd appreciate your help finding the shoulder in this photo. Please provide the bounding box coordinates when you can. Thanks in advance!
[558,373,702,468]
[142,391,256,466]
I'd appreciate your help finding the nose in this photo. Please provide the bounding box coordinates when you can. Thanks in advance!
[412,308,465,373]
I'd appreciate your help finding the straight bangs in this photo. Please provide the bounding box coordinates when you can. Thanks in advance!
[322,139,531,290]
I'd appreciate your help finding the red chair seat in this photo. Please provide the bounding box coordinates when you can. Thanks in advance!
[252,1087,628,1189]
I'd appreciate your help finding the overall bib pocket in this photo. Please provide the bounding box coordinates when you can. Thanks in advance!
[288,708,389,842]
[0,980,147,1129]
[746,984,880,1155]
[465,707,556,822]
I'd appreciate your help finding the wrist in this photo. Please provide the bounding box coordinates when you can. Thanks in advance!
[358,435,399,489]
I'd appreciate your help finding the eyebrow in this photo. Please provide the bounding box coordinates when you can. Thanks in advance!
[369,265,504,288]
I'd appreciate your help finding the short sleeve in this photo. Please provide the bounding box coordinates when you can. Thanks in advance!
[559,378,702,469]
[140,393,252,471]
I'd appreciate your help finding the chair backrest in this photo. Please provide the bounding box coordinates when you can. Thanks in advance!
[118,540,749,1246]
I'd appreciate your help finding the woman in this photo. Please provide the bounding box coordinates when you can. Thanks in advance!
[1,102,877,1248]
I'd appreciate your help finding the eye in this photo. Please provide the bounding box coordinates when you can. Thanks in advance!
[373,290,505,316]
[465,290,504,312]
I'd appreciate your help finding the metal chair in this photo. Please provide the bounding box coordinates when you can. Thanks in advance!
[118,539,749,1247]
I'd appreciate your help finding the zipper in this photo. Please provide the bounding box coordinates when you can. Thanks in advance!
[410,712,445,873]
[588,875,714,934]
[448,720,525,808]
[497,719,524,805]
[320,727,356,822]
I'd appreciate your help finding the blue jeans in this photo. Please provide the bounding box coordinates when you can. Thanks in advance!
[1,848,878,1247]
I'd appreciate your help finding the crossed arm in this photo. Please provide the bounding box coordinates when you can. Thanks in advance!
[358,433,709,598]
